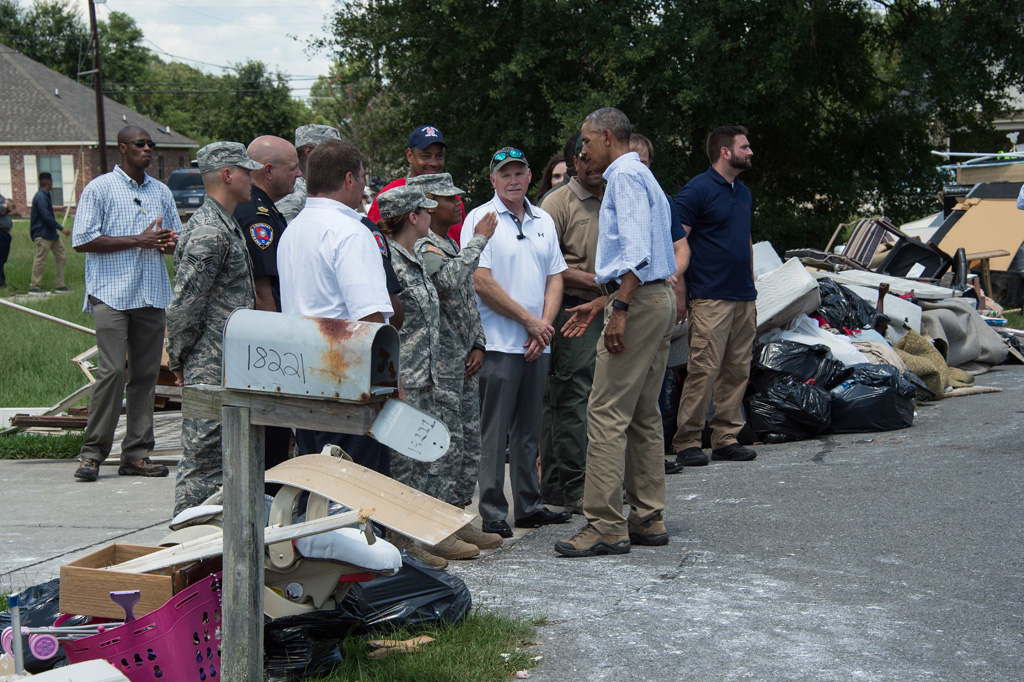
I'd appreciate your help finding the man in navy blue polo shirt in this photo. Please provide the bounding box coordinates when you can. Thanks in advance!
[670,125,757,467]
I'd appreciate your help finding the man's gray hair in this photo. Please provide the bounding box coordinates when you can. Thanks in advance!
[584,107,632,143]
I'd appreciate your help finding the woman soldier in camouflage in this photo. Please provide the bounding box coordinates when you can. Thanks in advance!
[408,174,501,552]
[377,184,481,567]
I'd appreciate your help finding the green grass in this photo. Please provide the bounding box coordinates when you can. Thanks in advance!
[1004,309,1023,329]
[317,611,542,682]
[0,219,173,407]
[0,432,84,459]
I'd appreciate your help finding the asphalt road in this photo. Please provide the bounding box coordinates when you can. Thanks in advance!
[448,364,1024,682]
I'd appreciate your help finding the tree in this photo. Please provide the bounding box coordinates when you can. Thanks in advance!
[97,10,151,109]
[320,0,1024,253]
[0,0,89,80]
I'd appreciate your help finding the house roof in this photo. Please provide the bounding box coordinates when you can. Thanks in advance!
[0,42,198,148]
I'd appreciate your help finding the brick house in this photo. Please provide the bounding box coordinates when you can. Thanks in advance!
[0,42,198,216]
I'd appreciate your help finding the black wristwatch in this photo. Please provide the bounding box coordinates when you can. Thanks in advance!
[611,299,630,312]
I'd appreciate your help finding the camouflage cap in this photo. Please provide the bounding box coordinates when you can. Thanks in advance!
[407,172,463,197]
[377,185,438,219]
[196,142,263,173]
[489,146,529,173]
[295,124,341,148]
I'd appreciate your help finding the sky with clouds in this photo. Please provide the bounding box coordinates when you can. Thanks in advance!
[78,0,338,99]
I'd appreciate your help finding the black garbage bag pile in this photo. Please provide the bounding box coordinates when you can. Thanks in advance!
[829,363,916,433]
[264,551,472,680]
[746,340,847,443]
[749,375,831,443]
[816,278,883,331]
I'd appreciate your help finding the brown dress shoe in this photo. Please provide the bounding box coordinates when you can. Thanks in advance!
[74,458,100,481]
[118,457,169,477]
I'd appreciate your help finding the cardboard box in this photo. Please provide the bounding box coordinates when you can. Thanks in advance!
[59,544,181,619]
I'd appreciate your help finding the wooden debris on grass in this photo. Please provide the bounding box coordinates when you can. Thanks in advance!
[365,635,435,659]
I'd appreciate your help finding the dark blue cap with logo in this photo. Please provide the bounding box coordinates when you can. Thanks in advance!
[408,125,447,150]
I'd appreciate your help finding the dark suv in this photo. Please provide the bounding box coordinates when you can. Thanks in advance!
[168,168,205,218]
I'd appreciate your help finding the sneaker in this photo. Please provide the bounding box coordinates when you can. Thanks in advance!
[431,533,480,560]
[628,512,669,546]
[554,524,630,557]
[455,525,504,550]
[55,286,69,292]
[386,531,448,570]
[118,457,169,477]
[665,458,686,475]
[564,496,583,515]
[675,446,709,467]
[712,443,757,462]
[74,458,100,481]
[515,507,573,528]
[27,288,44,294]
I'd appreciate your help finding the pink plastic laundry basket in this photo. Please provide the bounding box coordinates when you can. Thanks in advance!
[63,573,223,681]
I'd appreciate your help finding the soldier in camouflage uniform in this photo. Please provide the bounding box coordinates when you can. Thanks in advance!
[378,185,487,562]
[275,124,341,223]
[410,174,503,551]
[166,142,262,514]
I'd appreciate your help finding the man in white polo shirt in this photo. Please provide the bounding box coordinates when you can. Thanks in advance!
[461,146,572,538]
[277,138,395,471]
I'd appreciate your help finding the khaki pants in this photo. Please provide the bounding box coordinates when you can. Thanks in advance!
[582,282,675,536]
[672,299,756,452]
[31,237,65,289]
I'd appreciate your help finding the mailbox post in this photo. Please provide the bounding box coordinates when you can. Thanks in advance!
[183,310,420,681]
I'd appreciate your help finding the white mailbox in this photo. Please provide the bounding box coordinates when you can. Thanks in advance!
[222,310,400,402]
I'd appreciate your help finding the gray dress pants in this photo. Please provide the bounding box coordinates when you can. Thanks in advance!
[477,350,549,524]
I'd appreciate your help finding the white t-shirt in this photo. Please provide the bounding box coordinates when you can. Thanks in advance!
[461,194,567,354]
[277,197,393,322]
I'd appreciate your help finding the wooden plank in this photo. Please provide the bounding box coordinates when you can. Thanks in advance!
[182,384,380,434]
[104,510,366,574]
[266,455,473,546]
[10,415,88,429]
[221,406,263,682]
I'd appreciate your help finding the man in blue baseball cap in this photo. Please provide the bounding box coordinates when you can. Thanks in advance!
[368,125,466,242]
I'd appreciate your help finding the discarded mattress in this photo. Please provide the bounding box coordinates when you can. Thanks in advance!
[753,241,784,279]
[843,283,922,332]
[808,269,959,300]
[755,258,821,333]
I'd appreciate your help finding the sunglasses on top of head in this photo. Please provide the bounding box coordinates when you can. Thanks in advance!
[130,139,157,149]
[492,149,524,162]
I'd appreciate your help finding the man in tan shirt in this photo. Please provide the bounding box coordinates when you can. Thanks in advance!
[537,136,605,512]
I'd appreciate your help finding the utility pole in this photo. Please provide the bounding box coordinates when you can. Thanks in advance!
[87,0,107,173]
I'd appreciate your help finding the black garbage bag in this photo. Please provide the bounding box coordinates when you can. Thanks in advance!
[829,363,916,433]
[0,578,89,672]
[264,609,361,681]
[339,551,472,632]
[748,376,831,443]
[750,340,851,393]
[816,278,883,331]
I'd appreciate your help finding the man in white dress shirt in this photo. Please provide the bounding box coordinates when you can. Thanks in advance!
[277,138,394,470]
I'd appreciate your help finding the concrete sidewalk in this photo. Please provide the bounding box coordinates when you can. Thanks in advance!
[2,365,1021,681]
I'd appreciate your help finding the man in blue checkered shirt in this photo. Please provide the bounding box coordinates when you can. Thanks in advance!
[71,125,181,482]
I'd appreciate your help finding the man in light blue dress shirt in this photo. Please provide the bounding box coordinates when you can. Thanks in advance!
[555,108,677,558]
[71,126,180,482]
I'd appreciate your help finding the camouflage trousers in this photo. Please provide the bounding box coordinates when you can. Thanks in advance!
[174,416,222,515]
[390,377,482,507]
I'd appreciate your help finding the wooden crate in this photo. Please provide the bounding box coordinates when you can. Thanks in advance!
[59,544,181,620]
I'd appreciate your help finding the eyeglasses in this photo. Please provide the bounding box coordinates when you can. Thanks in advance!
[492,149,524,162]
[130,140,157,149]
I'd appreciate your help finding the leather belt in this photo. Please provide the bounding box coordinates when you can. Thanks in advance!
[599,278,666,297]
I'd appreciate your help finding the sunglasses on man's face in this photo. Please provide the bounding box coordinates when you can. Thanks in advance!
[130,139,157,149]
[492,149,524,162]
